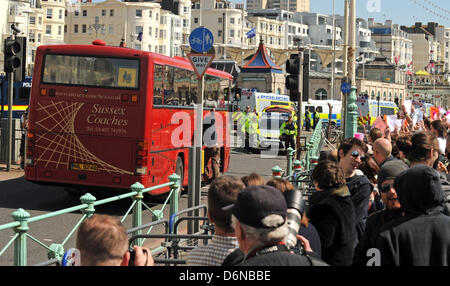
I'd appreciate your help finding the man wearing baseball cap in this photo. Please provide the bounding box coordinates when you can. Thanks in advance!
[352,160,408,265]
[222,185,319,266]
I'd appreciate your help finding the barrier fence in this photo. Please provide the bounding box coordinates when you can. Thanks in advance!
[272,119,327,206]
[0,120,328,266]
[0,173,182,266]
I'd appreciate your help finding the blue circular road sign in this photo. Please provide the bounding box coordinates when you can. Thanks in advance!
[340,82,352,94]
[189,27,214,53]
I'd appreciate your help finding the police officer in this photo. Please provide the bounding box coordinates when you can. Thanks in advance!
[313,108,320,130]
[239,106,252,153]
[305,108,311,131]
[280,114,297,150]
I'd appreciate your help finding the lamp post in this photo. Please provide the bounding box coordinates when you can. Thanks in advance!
[345,0,357,139]
[88,16,105,38]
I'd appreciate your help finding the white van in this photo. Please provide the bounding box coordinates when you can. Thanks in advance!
[233,89,296,113]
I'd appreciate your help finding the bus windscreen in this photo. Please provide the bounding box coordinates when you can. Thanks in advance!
[42,55,140,89]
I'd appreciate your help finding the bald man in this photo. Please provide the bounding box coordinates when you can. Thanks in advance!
[372,138,397,167]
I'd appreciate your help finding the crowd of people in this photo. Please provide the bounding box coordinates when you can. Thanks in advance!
[74,104,450,266]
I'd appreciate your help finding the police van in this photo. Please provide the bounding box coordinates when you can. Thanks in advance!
[303,100,342,127]
[355,96,399,126]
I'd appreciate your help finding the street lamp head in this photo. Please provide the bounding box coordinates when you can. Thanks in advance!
[11,24,21,34]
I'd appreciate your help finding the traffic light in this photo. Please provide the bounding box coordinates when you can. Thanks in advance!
[285,54,301,101]
[302,53,309,102]
[3,36,26,81]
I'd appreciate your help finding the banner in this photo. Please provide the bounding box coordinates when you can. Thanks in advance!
[386,115,403,131]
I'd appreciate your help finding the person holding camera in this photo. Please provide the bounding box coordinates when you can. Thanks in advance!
[76,214,153,266]
[222,185,320,266]
[307,160,357,266]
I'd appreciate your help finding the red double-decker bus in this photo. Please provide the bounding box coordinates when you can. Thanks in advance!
[24,42,232,195]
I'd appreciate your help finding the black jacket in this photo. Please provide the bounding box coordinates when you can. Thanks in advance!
[375,165,450,266]
[223,244,320,266]
[307,185,357,266]
[352,208,403,266]
[346,174,373,243]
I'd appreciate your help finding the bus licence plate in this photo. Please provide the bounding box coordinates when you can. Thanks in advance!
[70,163,98,172]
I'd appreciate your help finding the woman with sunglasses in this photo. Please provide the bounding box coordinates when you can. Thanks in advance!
[352,159,409,266]
[337,138,373,244]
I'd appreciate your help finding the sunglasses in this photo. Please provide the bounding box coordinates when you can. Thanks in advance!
[351,150,365,160]
[379,184,393,193]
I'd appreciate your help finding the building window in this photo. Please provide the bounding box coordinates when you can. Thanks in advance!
[45,25,51,35]
[230,18,235,24]
[58,25,62,36]
[74,24,78,33]
[30,16,36,25]
[218,18,222,23]
[38,33,41,43]
[102,9,106,17]
[74,10,79,16]
[136,9,142,17]
[59,9,63,20]
[218,30,222,37]
[315,88,328,100]
[148,27,152,36]
[82,10,87,17]
[39,16,42,25]
[149,10,152,18]
[136,25,143,35]
[82,24,87,33]
[110,9,114,17]
[109,24,114,34]
[230,29,235,37]
[194,18,198,24]
[155,28,158,38]
[46,8,52,19]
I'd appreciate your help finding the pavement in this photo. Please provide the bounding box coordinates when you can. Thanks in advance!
[0,164,24,181]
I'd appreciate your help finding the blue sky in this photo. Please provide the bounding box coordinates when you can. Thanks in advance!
[229,0,450,27]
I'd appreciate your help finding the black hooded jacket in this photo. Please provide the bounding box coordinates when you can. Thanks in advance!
[307,185,357,266]
[375,165,450,266]
[346,174,373,242]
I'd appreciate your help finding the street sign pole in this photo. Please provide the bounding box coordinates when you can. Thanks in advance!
[187,27,214,234]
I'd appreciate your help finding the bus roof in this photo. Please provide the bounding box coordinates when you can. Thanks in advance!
[36,44,233,80]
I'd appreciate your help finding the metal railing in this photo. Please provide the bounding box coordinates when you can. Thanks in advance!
[272,119,326,188]
[0,173,181,266]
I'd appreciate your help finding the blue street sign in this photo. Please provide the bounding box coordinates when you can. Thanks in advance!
[340,82,352,94]
[189,27,214,53]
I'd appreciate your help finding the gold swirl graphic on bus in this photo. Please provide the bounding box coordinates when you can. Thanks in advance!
[35,101,133,175]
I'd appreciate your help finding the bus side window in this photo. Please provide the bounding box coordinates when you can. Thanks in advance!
[153,64,164,106]
[316,106,323,113]
[163,65,176,105]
